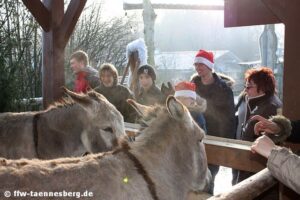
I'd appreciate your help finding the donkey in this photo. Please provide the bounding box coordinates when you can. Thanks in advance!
[0,88,125,159]
[0,96,211,200]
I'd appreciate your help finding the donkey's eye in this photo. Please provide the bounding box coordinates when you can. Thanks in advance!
[103,127,113,133]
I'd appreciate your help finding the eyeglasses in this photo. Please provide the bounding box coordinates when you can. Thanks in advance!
[244,85,256,90]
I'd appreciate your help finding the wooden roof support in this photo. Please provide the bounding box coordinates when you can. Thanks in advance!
[225,0,300,120]
[23,0,87,108]
[59,0,86,48]
[224,0,280,27]
[22,0,50,32]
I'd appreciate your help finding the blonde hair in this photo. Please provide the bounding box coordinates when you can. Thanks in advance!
[70,50,89,66]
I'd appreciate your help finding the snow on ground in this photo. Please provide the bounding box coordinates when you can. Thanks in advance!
[214,166,233,195]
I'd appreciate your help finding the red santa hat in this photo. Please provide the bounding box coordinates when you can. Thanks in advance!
[194,49,214,70]
[174,81,197,100]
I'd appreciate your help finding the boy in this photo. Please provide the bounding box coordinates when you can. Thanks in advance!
[70,50,99,93]
[136,65,164,106]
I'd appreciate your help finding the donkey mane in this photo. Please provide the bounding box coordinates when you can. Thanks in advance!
[45,90,102,112]
[46,97,75,111]
[0,149,111,169]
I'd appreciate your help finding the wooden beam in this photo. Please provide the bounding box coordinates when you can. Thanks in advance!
[125,124,300,172]
[208,168,277,200]
[59,0,87,48]
[22,0,50,32]
[224,0,281,27]
[123,3,224,11]
[204,136,266,172]
[262,0,286,22]
[281,1,300,120]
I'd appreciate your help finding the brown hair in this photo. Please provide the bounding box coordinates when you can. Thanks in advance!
[99,63,119,86]
[70,50,89,66]
[245,67,276,96]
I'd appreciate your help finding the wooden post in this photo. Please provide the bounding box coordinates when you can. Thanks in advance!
[143,0,156,66]
[129,52,140,97]
[42,0,64,108]
[22,0,87,108]
[279,1,300,120]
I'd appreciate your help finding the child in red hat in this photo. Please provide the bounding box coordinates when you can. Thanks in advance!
[174,81,207,132]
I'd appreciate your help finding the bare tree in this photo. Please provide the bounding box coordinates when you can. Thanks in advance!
[0,0,42,112]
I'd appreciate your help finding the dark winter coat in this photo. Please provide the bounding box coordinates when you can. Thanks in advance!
[74,66,100,93]
[236,94,282,142]
[136,84,164,106]
[289,120,300,143]
[94,84,138,123]
[191,73,236,139]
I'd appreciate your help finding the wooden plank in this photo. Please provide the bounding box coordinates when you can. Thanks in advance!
[22,0,50,32]
[204,136,266,172]
[208,168,277,200]
[59,0,87,48]
[224,0,281,27]
[125,125,299,172]
[125,125,266,172]
[123,3,224,11]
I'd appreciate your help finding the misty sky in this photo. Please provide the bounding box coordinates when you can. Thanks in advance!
[90,0,285,61]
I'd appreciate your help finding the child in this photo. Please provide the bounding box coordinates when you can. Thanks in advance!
[69,50,99,93]
[136,65,164,106]
[174,81,207,132]
[95,63,137,123]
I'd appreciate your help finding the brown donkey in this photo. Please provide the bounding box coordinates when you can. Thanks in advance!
[0,97,210,200]
[0,88,125,159]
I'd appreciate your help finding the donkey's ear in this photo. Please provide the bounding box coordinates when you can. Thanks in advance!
[127,99,151,118]
[63,87,92,106]
[166,96,185,119]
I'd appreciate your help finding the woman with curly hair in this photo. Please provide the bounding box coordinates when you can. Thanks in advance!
[234,67,282,184]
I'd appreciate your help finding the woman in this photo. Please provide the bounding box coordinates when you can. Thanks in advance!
[235,67,282,183]
[236,67,282,142]
[94,63,137,123]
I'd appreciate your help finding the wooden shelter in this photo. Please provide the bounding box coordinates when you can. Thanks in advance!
[21,1,300,199]
[22,0,87,108]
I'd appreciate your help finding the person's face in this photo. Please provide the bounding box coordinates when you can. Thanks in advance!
[139,73,153,90]
[176,96,195,107]
[194,63,212,77]
[100,70,114,87]
[245,80,263,98]
[70,58,84,73]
